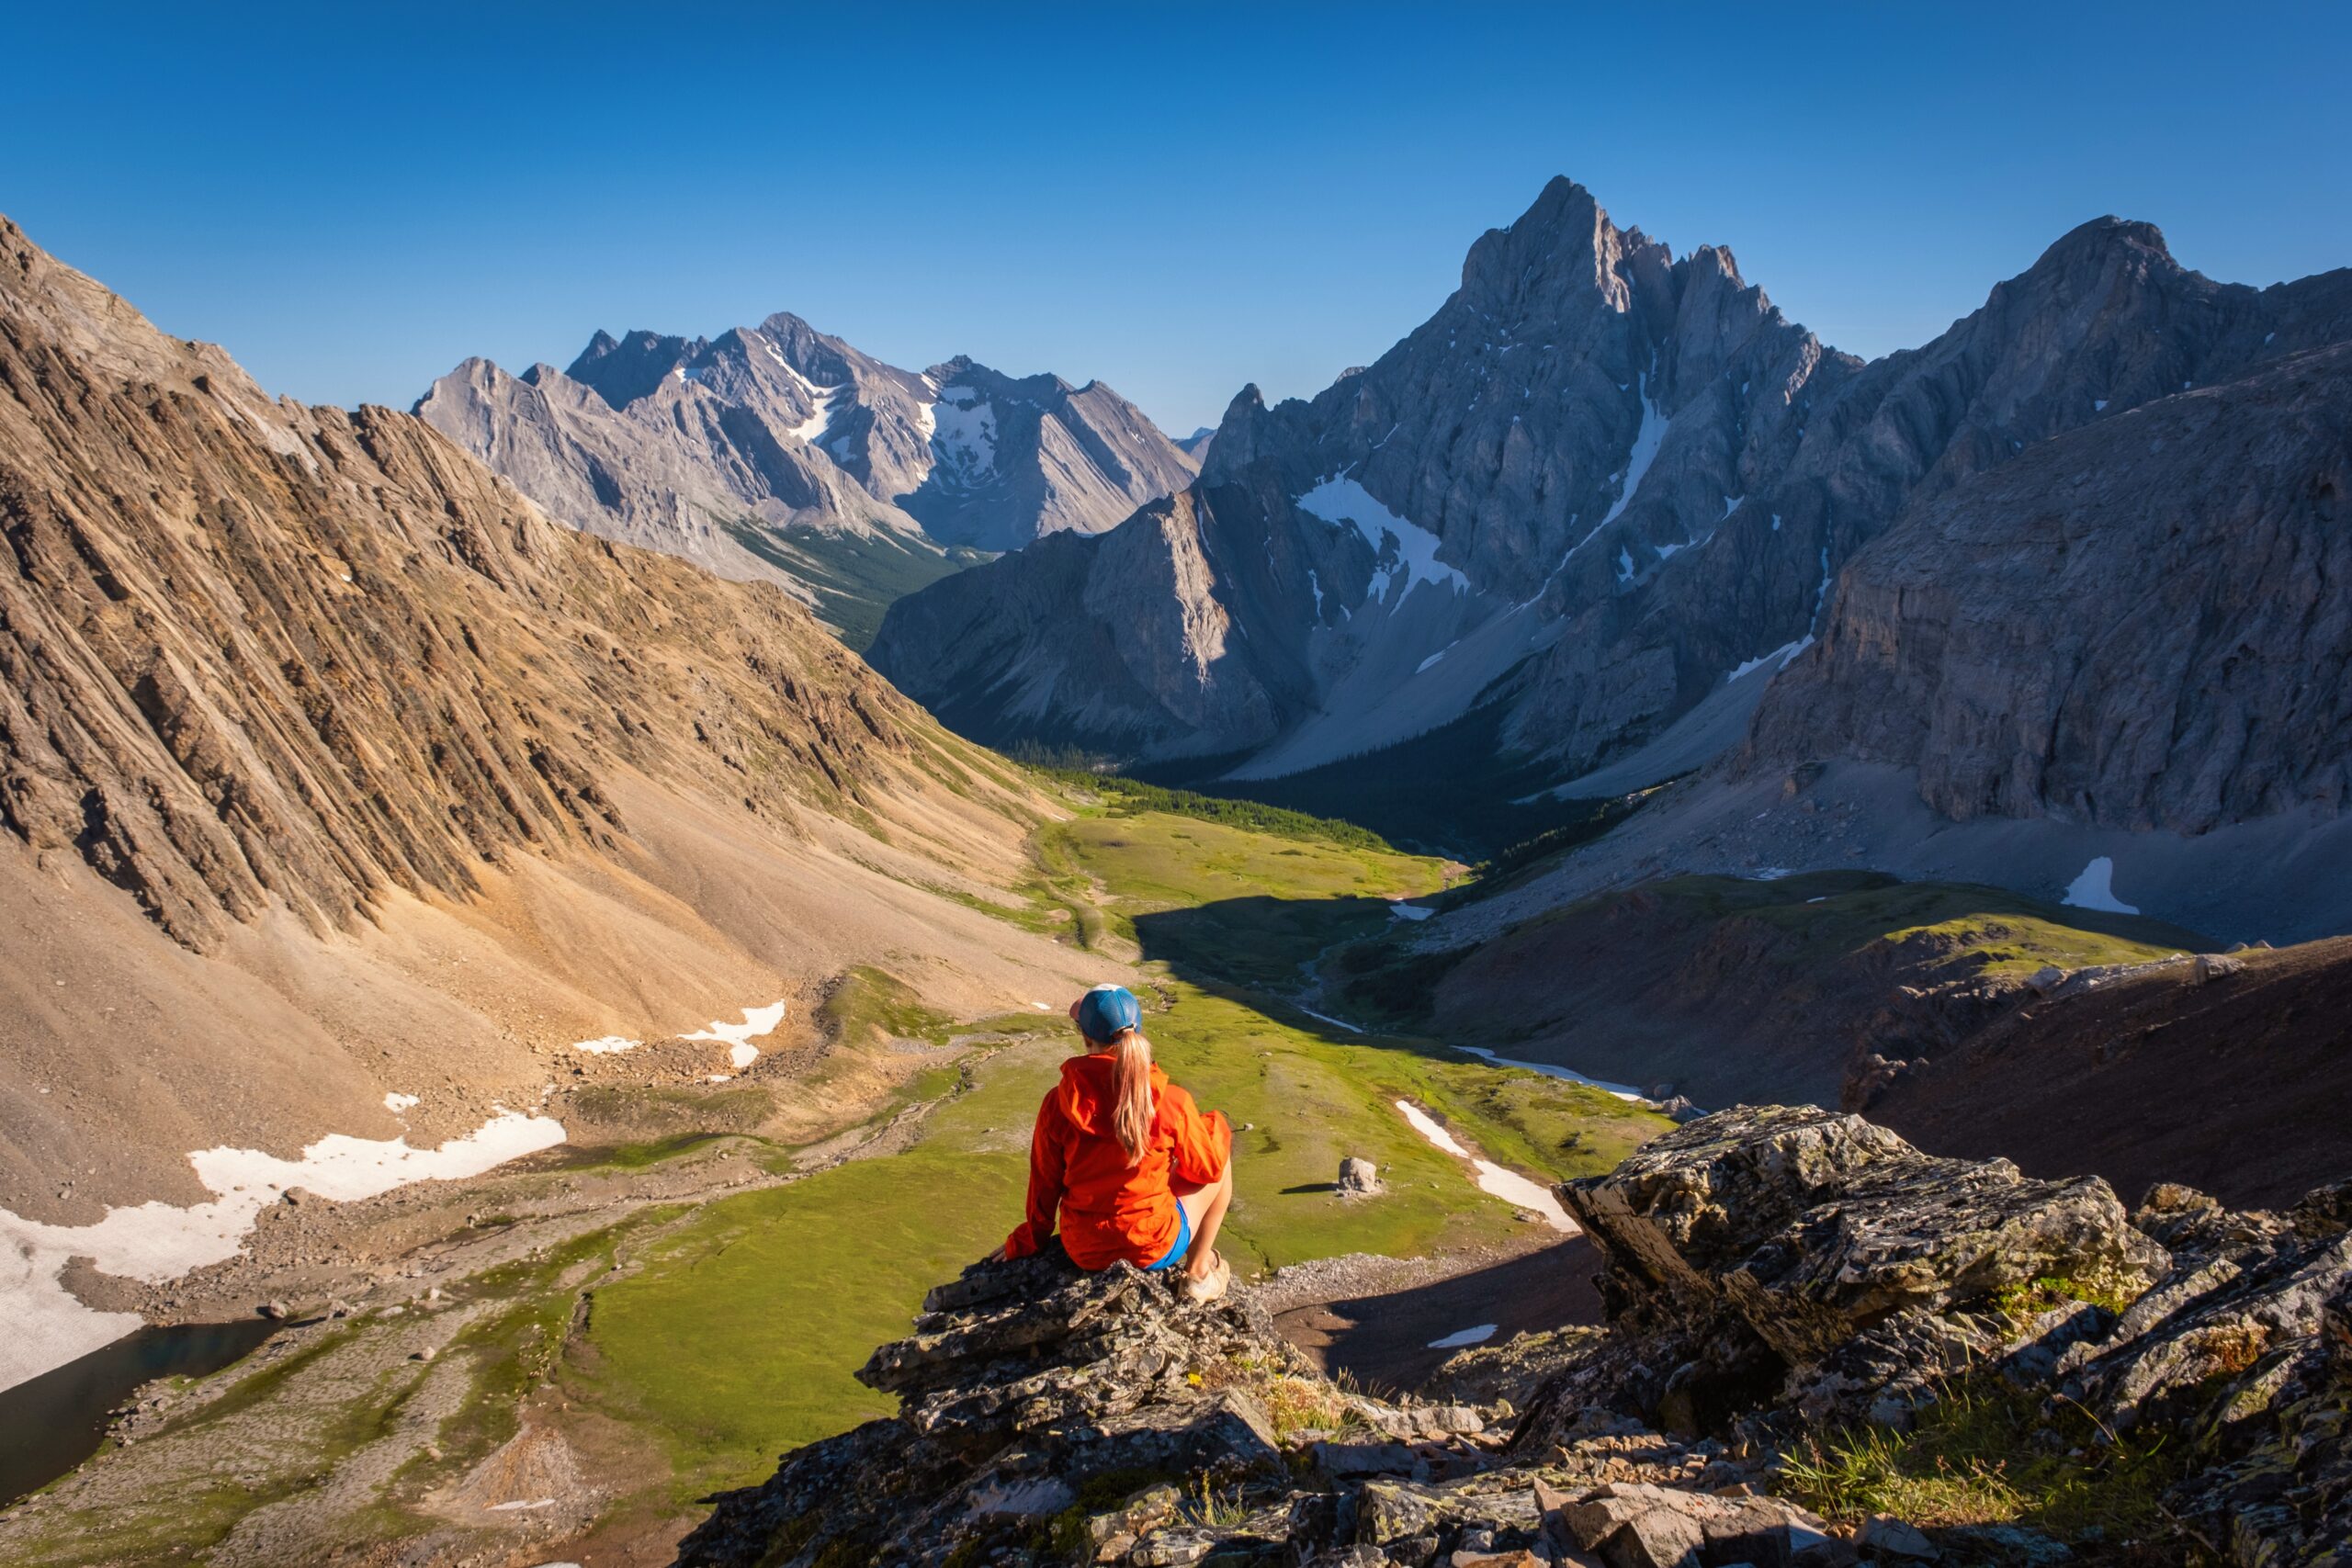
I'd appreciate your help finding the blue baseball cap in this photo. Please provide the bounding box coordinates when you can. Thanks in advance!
[1076,985,1142,1042]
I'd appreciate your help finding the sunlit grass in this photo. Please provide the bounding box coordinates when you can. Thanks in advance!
[1777,1374,2185,1543]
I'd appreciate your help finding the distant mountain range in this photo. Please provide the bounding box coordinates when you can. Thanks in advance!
[416,318,1197,647]
[867,177,2352,890]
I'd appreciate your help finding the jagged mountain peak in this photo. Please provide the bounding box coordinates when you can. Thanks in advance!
[424,298,1202,588]
[564,327,707,409]
[1458,175,1674,321]
[1196,382,1272,482]
[2032,213,2176,271]
[874,176,2352,818]
[925,355,1080,403]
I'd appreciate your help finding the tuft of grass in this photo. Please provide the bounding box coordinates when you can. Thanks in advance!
[1990,1271,2143,1325]
[1776,1374,2184,1543]
[1178,1477,1254,1529]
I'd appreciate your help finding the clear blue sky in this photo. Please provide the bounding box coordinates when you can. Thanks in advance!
[6,2,2347,435]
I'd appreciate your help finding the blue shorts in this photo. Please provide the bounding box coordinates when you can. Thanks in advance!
[1145,1202,1193,1271]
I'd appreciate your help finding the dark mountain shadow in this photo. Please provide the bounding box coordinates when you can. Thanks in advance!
[1130,700,1623,862]
[1272,1235,1604,1396]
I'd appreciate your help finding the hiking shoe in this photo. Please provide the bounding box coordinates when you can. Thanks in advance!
[1180,1250,1229,1304]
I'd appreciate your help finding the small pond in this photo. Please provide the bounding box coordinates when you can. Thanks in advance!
[0,1319,277,1505]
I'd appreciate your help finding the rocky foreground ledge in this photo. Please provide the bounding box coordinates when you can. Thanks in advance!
[674,1107,2351,1568]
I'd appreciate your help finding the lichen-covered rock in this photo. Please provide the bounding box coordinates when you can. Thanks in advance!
[1535,1105,2159,1438]
[1563,1106,2154,1360]
[2060,1184,2352,1562]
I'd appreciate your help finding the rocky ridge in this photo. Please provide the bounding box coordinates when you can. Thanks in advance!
[870,176,2352,814]
[0,215,991,956]
[676,1106,2351,1566]
[418,315,1198,606]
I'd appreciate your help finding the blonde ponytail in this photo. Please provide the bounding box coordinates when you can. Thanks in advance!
[1109,1028,1156,1164]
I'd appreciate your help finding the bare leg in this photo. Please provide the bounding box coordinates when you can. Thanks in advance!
[1174,1161,1233,1280]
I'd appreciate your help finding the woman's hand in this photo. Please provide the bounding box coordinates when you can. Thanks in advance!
[982,1244,1008,1264]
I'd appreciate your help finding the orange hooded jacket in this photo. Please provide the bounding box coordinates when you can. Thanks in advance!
[1002,1053,1231,1270]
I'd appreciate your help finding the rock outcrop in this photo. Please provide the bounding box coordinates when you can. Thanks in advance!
[676,1107,2352,1566]
[870,175,2352,826]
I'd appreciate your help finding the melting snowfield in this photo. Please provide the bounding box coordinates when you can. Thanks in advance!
[0,1111,565,1392]
[685,1000,788,1073]
[1296,473,1467,601]
[2063,856,2142,915]
[1393,1100,1576,1233]
[570,998,788,1073]
[1451,1045,1643,1100]
[1427,1322,1499,1349]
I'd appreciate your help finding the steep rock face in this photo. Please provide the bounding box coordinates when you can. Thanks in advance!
[419,317,1197,608]
[873,176,2352,815]
[906,356,1202,550]
[1743,341,2352,832]
[869,487,1297,757]
[0,215,978,955]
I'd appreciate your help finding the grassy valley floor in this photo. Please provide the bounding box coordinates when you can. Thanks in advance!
[0,784,1665,1566]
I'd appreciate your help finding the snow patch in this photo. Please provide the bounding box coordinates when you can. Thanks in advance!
[1414,643,1456,674]
[1393,1100,1577,1232]
[0,1111,567,1392]
[1725,637,1813,683]
[1388,902,1435,922]
[684,1000,788,1071]
[1295,474,1466,603]
[930,388,999,486]
[1427,1324,1498,1349]
[571,1035,639,1055]
[2062,857,2139,915]
[1597,373,1669,530]
[383,1092,420,1112]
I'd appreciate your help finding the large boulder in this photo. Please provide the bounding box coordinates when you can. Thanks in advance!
[1563,1106,2154,1358]
[1541,1105,2158,1436]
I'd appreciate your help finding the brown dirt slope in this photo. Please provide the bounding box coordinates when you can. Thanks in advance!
[1872,936,2352,1210]
[0,215,1098,1219]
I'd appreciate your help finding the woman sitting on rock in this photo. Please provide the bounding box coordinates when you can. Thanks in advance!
[992,985,1235,1302]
